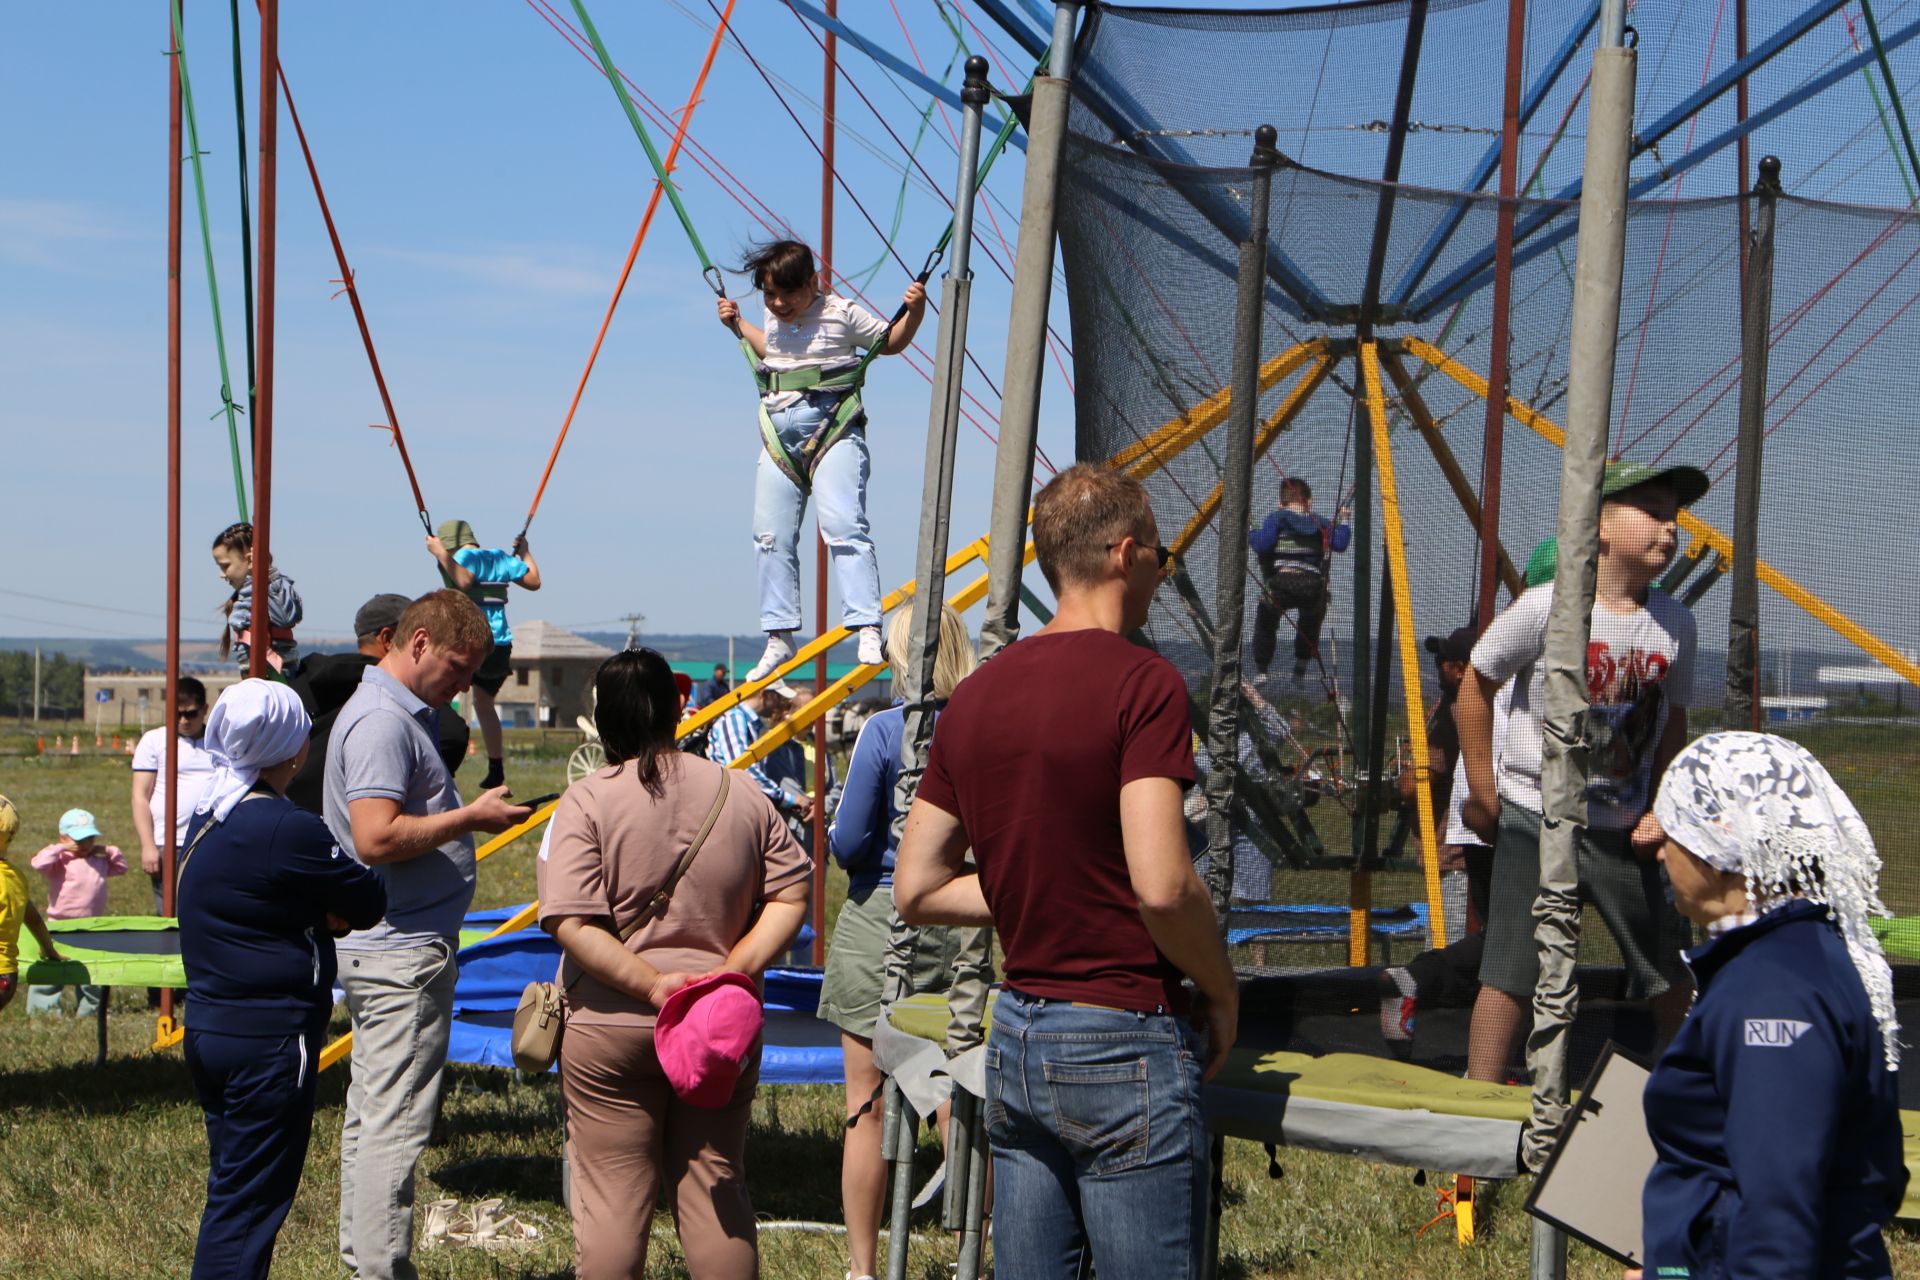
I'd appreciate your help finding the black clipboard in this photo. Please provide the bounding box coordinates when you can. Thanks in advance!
[1522,1041,1656,1266]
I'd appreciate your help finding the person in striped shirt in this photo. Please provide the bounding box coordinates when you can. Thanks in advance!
[706,685,816,827]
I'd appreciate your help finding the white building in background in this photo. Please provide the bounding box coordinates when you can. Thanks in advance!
[488,621,614,729]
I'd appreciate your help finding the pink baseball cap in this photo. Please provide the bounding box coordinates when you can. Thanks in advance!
[654,971,764,1108]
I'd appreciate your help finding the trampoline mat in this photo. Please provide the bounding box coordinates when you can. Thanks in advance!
[19,916,185,987]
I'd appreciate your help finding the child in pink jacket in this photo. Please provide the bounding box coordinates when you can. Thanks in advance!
[27,808,126,1016]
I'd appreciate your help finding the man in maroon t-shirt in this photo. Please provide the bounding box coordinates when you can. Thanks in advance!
[897,464,1237,1280]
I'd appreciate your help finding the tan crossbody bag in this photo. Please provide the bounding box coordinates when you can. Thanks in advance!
[510,768,731,1073]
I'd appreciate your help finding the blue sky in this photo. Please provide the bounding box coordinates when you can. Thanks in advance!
[1,1,1073,642]
[6,1,1920,656]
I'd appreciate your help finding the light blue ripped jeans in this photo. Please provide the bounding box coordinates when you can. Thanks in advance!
[752,393,883,632]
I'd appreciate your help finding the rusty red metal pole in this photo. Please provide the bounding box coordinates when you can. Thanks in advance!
[249,0,278,678]
[810,0,838,967]
[1476,0,1524,634]
[162,0,186,1026]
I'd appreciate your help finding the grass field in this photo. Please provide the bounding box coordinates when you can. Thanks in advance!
[2,730,1917,1276]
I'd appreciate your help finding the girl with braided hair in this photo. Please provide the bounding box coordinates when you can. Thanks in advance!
[1632,732,1907,1280]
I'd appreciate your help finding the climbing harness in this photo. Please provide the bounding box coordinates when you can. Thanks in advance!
[744,246,940,493]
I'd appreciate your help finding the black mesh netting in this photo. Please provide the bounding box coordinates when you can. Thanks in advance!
[1057,1,1920,1084]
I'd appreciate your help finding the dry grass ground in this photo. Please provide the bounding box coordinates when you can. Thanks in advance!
[2,736,1916,1276]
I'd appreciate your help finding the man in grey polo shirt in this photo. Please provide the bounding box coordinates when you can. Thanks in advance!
[325,590,529,1280]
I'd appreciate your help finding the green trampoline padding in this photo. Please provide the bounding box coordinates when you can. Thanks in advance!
[19,915,185,988]
[19,920,492,989]
[890,990,1529,1123]
[890,991,1920,1207]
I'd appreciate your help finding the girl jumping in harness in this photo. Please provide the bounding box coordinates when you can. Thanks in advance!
[716,240,927,684]
[1248,477,1350,689]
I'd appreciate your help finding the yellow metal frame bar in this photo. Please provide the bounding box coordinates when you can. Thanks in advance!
[1401,336,1920,692]
[1361,342,1448,949]
[1378,346,1524,599]
[1169,354,1336,558]
[1110,340,1325,477]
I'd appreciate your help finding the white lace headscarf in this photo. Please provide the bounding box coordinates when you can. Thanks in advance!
[1654,731,1899,1069]
[196,679,312,823]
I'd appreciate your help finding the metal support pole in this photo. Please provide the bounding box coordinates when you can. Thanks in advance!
[1479,0,1524,632]
[979,2,1078,660]
[162,0,185,1033]
[1528,7,1633,1277]
[885,58,990,1280]
[811,0,838,967]
[249,0,278,679]
[954,1089,991,1279]
[1201,125,1280,915]
[1347,379,1373,964]
[1727,157,1780,731]
[882,1082,917,1280]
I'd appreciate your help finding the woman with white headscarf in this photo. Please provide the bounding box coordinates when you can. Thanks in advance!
[177,679,386,1280]
[1631,732,1907,1280]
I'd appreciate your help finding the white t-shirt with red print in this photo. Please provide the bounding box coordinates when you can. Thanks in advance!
[1470,583,1695,830]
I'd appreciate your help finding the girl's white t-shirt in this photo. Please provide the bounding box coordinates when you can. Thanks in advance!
[759,293,891,409]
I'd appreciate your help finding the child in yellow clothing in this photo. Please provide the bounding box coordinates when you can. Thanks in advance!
[0,795,63,1012]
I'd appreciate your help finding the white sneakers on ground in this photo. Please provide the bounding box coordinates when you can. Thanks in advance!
[745,631,796,684]
[857,625,885,666]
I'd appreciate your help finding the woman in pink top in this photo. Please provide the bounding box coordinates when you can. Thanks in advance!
[540,649,810,1280]
[27,808,128,1016]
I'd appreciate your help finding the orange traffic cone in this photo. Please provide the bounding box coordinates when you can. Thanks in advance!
[112,734,121,751]
[35,736,44,755]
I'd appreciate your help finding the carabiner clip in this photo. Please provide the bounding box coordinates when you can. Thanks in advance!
[916,247,944,284]
[703,264,728,298]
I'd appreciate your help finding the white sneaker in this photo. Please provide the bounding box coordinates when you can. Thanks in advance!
[744,631,795,684]
[856,625,884,666]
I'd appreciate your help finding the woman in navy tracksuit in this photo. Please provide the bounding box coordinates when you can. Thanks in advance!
[178,680,386,1280]
[1635,733,1906,1280]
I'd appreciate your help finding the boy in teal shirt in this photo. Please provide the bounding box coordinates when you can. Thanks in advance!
[426,519,541,789]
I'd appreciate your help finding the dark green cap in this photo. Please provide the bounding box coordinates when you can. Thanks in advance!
[436,519,479,551]
[1601,459,1710,505]
[1524,537,1557,588]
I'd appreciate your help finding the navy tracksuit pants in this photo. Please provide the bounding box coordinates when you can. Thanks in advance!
[185,1025,322,1280]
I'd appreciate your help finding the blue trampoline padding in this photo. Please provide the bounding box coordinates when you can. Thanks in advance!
[444,906,840,1083]
[1226,903,1430,948]
[455,907,813,969]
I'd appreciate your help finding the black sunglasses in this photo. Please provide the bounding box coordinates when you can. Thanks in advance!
[176,706,206,718]
[1108,539,1174,569]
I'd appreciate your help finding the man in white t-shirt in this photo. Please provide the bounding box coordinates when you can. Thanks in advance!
[1455,462,1709,1084]
[130,675,218,913]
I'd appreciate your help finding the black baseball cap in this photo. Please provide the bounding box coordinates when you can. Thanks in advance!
[354,593,414,639]
[1424,625,1475,663]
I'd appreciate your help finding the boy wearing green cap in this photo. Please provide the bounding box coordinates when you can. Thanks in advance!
[1456,461,1710,1082]
[0,796,63,1012]
[426,520,542,790]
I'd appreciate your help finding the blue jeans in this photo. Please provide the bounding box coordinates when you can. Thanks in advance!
[752,398,882,632]
[984,989,1211,1280]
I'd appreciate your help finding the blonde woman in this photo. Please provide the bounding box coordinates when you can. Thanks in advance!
[819,603,973,1280]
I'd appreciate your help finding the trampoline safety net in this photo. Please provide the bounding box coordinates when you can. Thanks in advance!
[1055,0,1920,1081]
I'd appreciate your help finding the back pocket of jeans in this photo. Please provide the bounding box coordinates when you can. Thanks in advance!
[1043,1058,1149,1174]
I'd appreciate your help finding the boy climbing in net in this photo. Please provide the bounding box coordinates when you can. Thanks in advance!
[1248,477,1350,689]
[716,239,927,679]
[427,519,541,790]
[212,521,304,674]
